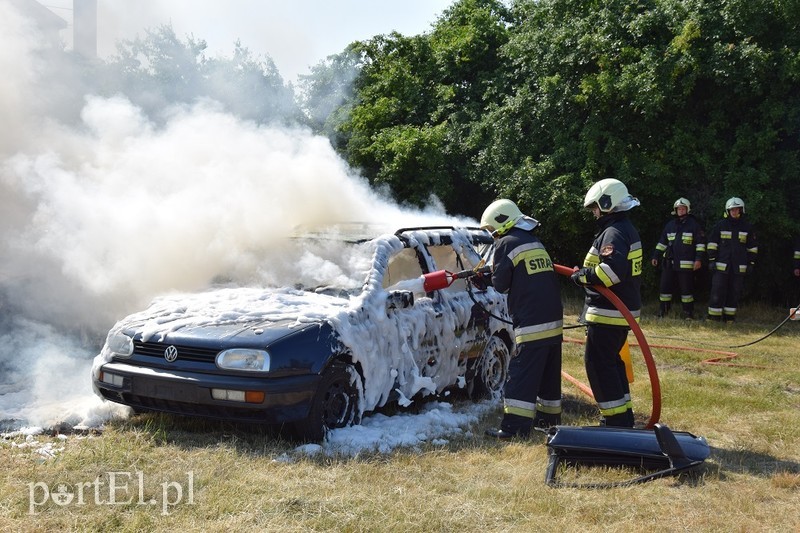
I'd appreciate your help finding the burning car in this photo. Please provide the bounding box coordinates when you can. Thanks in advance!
[92,226,513,440]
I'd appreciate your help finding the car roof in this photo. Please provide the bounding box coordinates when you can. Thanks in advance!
[289,223,391,243]
[291,224,492,246]
[394,226,493,246]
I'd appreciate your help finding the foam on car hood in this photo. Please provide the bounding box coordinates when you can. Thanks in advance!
[109,286,349,343]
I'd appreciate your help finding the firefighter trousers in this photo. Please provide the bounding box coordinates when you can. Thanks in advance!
[584,325,633,427]
[501,341,562,432]
[708,272,745,320]
[658,266,696,317]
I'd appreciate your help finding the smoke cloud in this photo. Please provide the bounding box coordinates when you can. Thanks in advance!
[0,1,468,430]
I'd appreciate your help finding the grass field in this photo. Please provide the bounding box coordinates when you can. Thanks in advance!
[2,300,799,532]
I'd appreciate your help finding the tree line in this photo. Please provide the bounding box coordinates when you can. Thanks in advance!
[300,0,800,304]
[62,0,800,304]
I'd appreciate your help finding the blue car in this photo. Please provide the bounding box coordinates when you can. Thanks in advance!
[92,226,513,440]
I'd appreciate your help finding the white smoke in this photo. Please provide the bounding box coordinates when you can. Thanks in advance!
[0,1,469,430]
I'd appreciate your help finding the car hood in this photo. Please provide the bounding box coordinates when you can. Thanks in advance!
[114,286,353,344]
[147,316,314,347]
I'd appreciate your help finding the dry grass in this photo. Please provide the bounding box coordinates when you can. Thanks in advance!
[2,300,799,532]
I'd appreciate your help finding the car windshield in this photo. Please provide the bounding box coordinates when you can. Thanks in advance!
[260,227,380,296]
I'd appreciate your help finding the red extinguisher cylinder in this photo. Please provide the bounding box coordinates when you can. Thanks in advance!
[422,270,453,291]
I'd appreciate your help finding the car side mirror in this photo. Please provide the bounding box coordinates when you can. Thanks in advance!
[387,290,414,310]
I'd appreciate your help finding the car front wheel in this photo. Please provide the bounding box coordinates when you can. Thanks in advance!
[293,361,364,442]
[469,335,510,400]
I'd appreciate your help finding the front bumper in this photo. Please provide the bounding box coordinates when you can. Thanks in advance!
[94,361,320,424]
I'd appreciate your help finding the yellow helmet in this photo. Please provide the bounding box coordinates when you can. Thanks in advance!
[584,178,631,213]
[480,199,523,236]
[673,197,691,215]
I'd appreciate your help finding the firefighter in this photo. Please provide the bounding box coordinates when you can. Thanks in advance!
[706,197,758,322]
[571,178,641,427]
[650,198,706,319]
[481,199,563,439]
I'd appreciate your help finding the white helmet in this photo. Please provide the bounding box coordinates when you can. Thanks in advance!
[481,199,523,236]
[673,197,691,215]
[584,178,633,213]
[725,197,745,214]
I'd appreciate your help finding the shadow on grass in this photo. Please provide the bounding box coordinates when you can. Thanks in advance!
[107,391,707,477]
[547,462,710,489]
[108,411,295,453]
[94,387,612,453]
[708,446,800,478]
[561,394,599,423]
[107,394,489,458]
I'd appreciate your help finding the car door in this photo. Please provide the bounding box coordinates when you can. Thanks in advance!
[381,243,442,399]
[423,240,490,389]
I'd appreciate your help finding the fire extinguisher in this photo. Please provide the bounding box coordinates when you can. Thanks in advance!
[421,266,492,292]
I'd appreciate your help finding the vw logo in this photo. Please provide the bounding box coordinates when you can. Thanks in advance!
[164,345,178,363]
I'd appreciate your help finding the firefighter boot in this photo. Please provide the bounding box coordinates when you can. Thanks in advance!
[601,409,634,428]
[532,412,561,431]
[682,302,695,320]
[485,414,531,440]
[657,301,671,318]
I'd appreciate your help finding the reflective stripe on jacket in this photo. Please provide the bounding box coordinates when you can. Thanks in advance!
[492,227,563,346]
[580,212,642,327]
[707,216,757,275]
[651,214,706,270]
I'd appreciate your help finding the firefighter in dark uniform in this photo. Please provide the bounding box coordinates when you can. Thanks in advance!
[706,197,758,322]
[651,198,706,319]
[571,179,642,428]
[481,199,563,439]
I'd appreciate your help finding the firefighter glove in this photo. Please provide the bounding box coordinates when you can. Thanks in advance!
[571,268,592,286]
[470,271,492,290]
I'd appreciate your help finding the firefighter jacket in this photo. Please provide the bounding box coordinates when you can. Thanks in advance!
[651,214,706,270]
[707,216,757,275]
[492,226,563,348]
[577,212,643,327]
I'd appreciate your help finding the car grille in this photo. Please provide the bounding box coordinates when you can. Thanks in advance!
[134,341,220,362]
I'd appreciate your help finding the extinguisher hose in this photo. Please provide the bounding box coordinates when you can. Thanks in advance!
[465,283,513,325]
[724,301,800,348]
[553,264,662,429]
[464,262,661,428]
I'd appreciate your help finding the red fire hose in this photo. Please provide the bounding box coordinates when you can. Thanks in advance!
[554,264,661,429]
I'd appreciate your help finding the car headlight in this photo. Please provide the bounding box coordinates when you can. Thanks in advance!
[105,332,133,357]
[215,349,271,372]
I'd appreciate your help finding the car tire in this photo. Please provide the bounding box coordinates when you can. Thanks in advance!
[469,335,510,400]
[293,361,364,442]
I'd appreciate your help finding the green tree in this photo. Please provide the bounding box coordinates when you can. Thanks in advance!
[341,32,441,202]
[322,0,511,213]
[302,0,800,303]
[297,47,363,149]
[98,25,302,125]
[480,0,800,300]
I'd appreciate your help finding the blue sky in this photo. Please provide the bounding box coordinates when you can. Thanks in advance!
[44,0,457,82]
